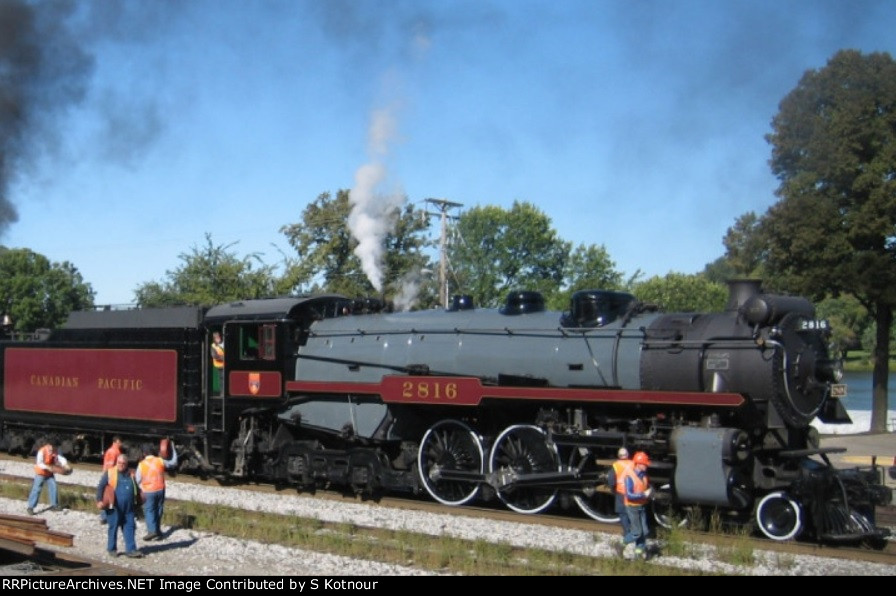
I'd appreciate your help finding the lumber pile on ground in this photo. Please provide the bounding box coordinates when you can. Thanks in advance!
[0,513,73,557]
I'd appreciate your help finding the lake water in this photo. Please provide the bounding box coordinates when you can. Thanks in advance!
[812,370,895,434]
[840,371,874,411]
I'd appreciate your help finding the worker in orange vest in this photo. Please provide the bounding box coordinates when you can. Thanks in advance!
[623,451,654,559]
[96,454,143,558]
[100,436,124,525]
[26,442,70,515]
[211,330,225,393]
[135,441,178,541]
[606,447,633,549]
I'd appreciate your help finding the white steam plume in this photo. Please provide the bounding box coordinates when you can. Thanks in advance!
[349,106,405,293]
[392,269,425,312]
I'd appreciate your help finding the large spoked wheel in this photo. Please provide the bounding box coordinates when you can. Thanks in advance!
[567,448,619,523]
[652,483,689,529]
[417,420,484,506]
[755,491,803,541]
[574,491,619,523]
[488,424,559,514]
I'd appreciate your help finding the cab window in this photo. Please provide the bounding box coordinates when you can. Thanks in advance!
[238,323,277,361]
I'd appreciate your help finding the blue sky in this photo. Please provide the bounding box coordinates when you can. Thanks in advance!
[2,0,895,305]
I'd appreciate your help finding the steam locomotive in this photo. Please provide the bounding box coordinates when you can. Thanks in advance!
[0,280,890,545]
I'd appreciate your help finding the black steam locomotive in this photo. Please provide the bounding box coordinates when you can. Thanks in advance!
[0,280,890,545]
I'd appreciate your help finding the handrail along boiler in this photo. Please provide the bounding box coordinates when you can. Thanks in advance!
[0,280,889,545]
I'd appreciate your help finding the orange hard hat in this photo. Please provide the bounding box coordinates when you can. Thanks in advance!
[632,451,650,466]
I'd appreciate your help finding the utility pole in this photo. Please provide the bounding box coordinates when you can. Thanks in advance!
[424,198,463,308]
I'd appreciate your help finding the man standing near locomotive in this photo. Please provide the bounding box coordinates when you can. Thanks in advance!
[99,436,124,525]
[26,441,70,515]
[623,451,653,559]
[210,330,225,394]
[136,441,178,542]
[606,447,633,552]
[96,453,144,558]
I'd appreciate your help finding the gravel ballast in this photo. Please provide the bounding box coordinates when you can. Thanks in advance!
[0,460,892,576]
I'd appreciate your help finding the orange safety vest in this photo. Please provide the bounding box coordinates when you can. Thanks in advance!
[34,445,58,477]
[103,467,137,508]
[612,459,633,495]
[211,343,225,369]
[103,444,121,471]
[138,456,166,493]
[623,468,650,507]
[108,466,121,489]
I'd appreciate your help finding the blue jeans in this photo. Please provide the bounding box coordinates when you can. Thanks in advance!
[616,495,632,543]
[626,505,649,549]
[27,475,58,509]
[143,489,165,535]
[106,508,137,553]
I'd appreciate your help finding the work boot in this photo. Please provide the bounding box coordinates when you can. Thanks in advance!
[26,507,34,516]
[124,550,144,558]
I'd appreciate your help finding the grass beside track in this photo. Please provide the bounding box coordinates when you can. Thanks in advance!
[0,477,723,576]
[841,352,896,373]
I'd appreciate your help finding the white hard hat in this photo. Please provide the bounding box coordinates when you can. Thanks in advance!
[617,447,629,459]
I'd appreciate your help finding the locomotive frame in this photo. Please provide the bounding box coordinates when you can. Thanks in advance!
[0,282,890,546]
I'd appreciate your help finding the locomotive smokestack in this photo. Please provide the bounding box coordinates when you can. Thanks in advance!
[725,279,762,311]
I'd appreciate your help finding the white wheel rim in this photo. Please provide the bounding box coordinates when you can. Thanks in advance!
[755,491,802,541]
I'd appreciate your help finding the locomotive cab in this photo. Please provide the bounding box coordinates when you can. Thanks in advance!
[201,295,355,474]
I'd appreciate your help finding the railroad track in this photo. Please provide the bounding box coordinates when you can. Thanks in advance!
[1,454,893,572]
[0,541,137,576]
[346,492,896,566]
[877,505,896,528]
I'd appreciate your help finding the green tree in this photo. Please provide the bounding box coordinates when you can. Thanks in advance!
[632,273,728,312]
[134,234,278,307]
[549,243,624,310]
[0,247,94,332]
[762,49,896,431]
[860,322,896,359]
[722,212,769,279]
[704,212,778,287]
[448,201,569,308]
[279,190,433,307]
[701,256,737,285]
[816,294,869,358]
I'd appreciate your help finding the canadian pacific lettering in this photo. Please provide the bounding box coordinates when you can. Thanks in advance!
[30,374,79,388]
[97,377,143,390]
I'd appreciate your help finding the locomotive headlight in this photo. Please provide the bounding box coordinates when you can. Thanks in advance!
[815,358,843,383]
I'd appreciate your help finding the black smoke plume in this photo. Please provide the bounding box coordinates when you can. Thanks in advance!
[0,0,93,235]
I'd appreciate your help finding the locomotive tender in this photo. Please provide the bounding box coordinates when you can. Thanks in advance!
[0,280,890,544]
